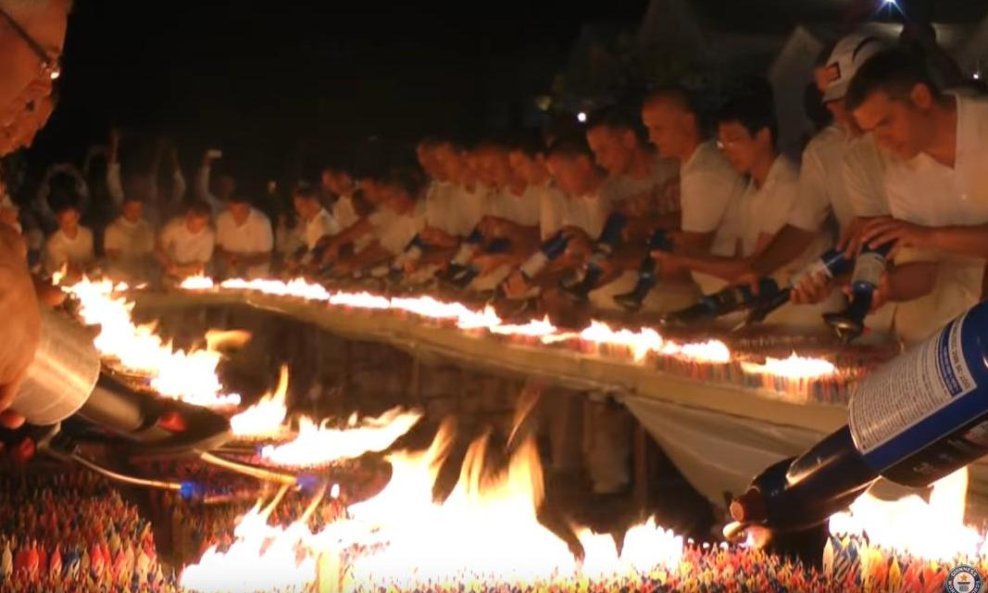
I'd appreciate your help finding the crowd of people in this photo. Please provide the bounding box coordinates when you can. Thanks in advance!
[2,31,984,356]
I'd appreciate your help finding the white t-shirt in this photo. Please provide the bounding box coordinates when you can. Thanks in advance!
[159,218,215,266]
[423,180,454,233]
[445,184,491,237]
[368,202,427,255]
[601,156,680,215]
[882,95,988,343]
[679,141,745,254]
[104,217,154,259]
[560,189,611,239]
[305,208,339,251]
[216,208,274,278]
[843,133,891,220]
[487,186,541,227]
[718,156,800,258]
[537,182,569,240]
[44,226,94,274]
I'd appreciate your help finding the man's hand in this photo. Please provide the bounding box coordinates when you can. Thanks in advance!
[791,271,835,305]
[0,226,39,429]
[839,216,881,257]
[472,253,510,275]
[502,271,531,299]
[858,218,931,261]
[843,272,892,312]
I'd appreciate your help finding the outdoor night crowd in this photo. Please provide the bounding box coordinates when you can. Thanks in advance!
[2,31,987,349]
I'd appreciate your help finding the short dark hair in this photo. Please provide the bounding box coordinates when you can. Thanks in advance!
[225,194,251,205]
[51,194,80,215]
[293,185,319,202]
[586,106,648,144]
[845,49,941,112]
[547,136,594,160]
[384,167,425,200]
[716,77,778,143]
[185,200,212,219]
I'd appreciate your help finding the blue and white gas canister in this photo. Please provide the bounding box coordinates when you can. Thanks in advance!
[848,301,988,487]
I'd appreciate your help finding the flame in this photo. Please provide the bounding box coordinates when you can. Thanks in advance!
[60,276,241,408]
[259,408,424,468]
[205,329,252,351]
[829,467,988,560]
[176,276,783,369]
[740,353,837,379]
[229,366,290,438]
[183,418,686,592]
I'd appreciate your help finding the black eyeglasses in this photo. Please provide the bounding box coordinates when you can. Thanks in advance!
[0,6,60,81]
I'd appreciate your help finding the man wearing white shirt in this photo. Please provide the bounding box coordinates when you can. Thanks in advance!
[655,78,819,327]
[155,201,215,281]
[847,50,988,343]
[611,86,745,311]
[215,195,274,280]
[44,198,94,279]
[330,170,426,278]
[320,167,360,230]
[288,185,340,273]
[103,196,154,283]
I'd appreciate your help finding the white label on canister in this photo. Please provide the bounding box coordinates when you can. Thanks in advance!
[519,252,549,279]
[849,312,976,455]
[788,259,832,288]
[851,251,886,286]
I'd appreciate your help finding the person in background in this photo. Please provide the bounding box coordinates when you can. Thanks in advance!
[286,184,339,273]
[34,162,89,233]
[155,201,215,282]
[654,77,822,327]
[195,148,235,217]
[215,194,274,280]
[564,108,681,310]
[103,195,154,284]
[108,135,187,228]
[329,169,426,278]
[43,196,94,280]
[499,137,611,319]
[319,166,360,230]
[609,85,745,312]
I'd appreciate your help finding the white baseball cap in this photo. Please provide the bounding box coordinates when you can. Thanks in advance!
[821,34,887,102]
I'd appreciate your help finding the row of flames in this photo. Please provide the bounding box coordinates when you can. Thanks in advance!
[54,274,988,591]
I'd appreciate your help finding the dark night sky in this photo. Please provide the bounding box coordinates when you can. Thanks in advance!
[27,0,650,185]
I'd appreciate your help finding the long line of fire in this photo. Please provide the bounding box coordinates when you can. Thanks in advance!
[54,274,988,592]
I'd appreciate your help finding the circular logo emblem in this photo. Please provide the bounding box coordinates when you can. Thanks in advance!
[947,565,984,593]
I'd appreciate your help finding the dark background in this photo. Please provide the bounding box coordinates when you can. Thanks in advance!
[27,0,650,184]
[22,0,988,187]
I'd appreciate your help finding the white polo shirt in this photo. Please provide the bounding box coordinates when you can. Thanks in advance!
[560,189,611,239]
[680,141,746,255]
[368,202,427,255]
[104,217,154,259]
[423,180,454,233]
[44,226,95,274]
[882,95,988,343]
[445,184,490,237]
[216,208,274,278]
[843,133,891,220]
[718,156,800,258]
[304,208,339,251]
[601,156,680,215]
[537,183,569,240]
[159,218,215,265]
[487,186,541,227]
